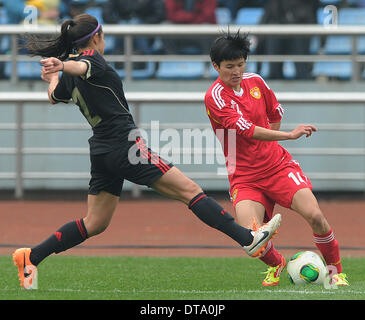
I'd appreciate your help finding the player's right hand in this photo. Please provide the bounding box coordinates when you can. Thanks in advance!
[40,57,63,74]
[289,124,318,139]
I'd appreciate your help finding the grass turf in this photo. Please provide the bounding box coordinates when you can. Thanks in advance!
[1,255,364,300]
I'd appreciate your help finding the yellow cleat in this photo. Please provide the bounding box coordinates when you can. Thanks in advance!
[262,256,286,286]
[331,273,349,286]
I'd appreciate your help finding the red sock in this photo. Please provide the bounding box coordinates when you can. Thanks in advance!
[313,229,342,274]
[259,241,283,267]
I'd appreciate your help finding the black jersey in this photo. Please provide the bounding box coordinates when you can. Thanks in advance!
[51,49,137,154]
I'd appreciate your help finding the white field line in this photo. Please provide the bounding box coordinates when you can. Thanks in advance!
[1,287,365,296]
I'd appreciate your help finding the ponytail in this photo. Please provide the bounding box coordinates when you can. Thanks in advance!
[24,14,102,60]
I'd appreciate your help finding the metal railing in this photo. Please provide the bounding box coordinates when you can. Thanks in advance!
[1,91,365,198]
[1,24,365,82]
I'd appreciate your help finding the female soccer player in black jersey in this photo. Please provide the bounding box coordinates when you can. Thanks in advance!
[12,14,281,289]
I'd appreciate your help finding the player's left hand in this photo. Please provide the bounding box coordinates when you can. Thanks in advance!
[40,57,63,74]
[41,66,59,83]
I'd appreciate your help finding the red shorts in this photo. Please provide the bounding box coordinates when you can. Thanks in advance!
[230,160,312,223]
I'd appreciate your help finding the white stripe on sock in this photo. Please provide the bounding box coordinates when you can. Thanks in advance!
[314,231,335,244]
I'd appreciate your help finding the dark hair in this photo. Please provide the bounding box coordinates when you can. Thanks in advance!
[25,14,103,60]
[210,30,251,66]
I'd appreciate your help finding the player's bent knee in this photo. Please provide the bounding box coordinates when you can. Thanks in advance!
[170,178,202,203]
[308,209,325,230]
[183,181,203,202]
[84,217,111,237]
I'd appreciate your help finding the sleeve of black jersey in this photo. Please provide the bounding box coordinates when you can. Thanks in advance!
[52,73,72,104]
[78,50,107,80]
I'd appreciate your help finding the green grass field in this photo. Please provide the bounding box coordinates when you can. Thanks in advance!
[1,255,364,300]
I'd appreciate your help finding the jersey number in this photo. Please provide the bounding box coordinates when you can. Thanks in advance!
[288,171,307,186]
[72,88,102,127]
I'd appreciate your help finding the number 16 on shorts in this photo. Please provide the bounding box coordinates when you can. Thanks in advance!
[288,171,308,186]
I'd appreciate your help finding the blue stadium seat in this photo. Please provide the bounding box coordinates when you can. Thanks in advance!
[312,61,352,79]
[156,61,205,79]
[0,6,8,24]
[283,61,296,79]
[319,0,342,4]
[215,7,232,25]
[257,62,269,79]
[85,6,103,23]
[0,36,10,53]
[358,37,365,54]
[323,8,365,54]
[235,8,264,25]
[310,36,321,54]
[103,36,116,54]
[113,62,156,80]
[71,0,90,4]
[5,62,42,79]
[316,7,326,25]
[317,8,365,78]
[340,8,365,25]
[324,36,352,54]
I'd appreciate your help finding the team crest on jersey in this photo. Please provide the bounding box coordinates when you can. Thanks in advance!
[250,87,261,99]
[231,189,238,202]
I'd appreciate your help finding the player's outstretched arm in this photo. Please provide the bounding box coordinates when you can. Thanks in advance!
[252,124,317,141]
[41,57,87,76]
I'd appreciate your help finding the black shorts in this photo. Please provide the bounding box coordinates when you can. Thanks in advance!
[88,137,173,197]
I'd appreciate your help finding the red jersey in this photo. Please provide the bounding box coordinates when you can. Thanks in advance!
[204,73,292,184]
[165,0,216,24]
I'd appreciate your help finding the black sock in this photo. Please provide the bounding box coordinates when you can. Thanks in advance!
[30,219,88,266]
[188,193,253,247]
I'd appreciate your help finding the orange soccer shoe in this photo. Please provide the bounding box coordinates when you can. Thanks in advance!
[243,214,281,257]
[12,248,38,290]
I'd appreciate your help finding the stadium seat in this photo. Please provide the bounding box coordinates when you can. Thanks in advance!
[340,8,365,25]
[317,8,365,78]
[0,36,9,53]
[283,61,296,79]
[257,62,269,79]
[156,61,205,79]
[310,36,321,54]
[103,36,116,54]
[85,7,103,23]
[71,0,90,4]
[319,0,342,4]
[323,8,365,54]
[324,36,353,54]
[113,62,156,80]
[215,7,232,25]
[0,7,7,24]
[235,8,264,25]
[316,7,326,25]
[312,61,352,79]
[5,62,42,79]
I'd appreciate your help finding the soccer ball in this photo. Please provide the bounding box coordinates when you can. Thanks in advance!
[287,251,328,285]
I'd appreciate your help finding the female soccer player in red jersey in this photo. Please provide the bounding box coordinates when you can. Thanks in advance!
[12,15,281,290]
[205,30,349,286]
